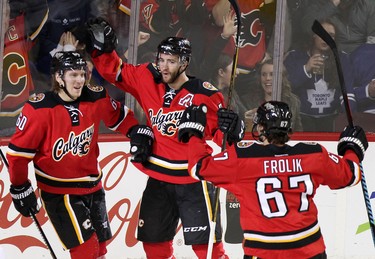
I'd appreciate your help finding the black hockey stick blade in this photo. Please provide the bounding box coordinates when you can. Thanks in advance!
[311,20,353,127]
[312,20,375,247]
[0,149,58,258]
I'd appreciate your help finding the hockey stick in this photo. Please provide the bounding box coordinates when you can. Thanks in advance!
[206,1,242,258]
[312,20,375,247]
[222,0,242,150]
[0,149,58,259]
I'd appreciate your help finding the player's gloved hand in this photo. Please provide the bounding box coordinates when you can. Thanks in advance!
[85,17,118,57]
[337,125,368,161]
[218,108,245,145]
[178,104,207,143]
[10,181,39,217]
[128,125,154,163]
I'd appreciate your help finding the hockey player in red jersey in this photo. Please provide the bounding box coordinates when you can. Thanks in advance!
[178,101,368,259]
[6,51,141,259]
[82,18,246,258]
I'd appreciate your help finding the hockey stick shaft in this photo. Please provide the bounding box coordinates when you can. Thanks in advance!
[311,20,353,126]
[0,149,58,258]
[222,0,241,151]
[312,20,375,247]
[207,1,242,258]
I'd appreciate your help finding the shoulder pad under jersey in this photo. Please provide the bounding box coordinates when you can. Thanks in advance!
[147,63,162,83]
[234,142,323,158]
[291,142,323,155]
[27,92,60,109]
[80,84,106,101]
[183,78,219,96]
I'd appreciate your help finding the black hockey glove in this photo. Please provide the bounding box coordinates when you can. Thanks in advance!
[10,181,39,217]
[128,125,154,163]
[337,125,368,162]
[178,104,207,143]
[218,108,245,145]
[85,17,118,57]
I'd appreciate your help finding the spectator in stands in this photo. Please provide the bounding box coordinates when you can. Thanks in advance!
[210,53,246,121]
[244,58,303,132]
[350,43,375,114]
[298,0,375,54]
[119,0,213,71]
[211,0,269,110]
[284,19,354,132]
[32,0,97,87]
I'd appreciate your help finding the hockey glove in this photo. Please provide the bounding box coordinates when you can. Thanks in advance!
[337,125,368,161]
[218,108,245,144]
[178,104,207,143]
[85,17,118,56]
[128,125,154,163]
[10,181,39,217]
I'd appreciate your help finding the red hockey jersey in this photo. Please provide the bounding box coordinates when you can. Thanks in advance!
[222,0,267,70]
[1,14,34,116]
[92,51,225,184]
[188,137,361,258]
[7,85,138,194]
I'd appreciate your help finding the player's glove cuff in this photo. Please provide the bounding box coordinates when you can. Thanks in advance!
[178,121,205,143]
[128,125,154,163]
[10,181,39,217]
[338,136,366,161]
[337,125,368,161]
[178,105,207,143]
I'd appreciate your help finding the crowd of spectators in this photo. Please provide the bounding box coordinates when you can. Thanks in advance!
[1,0,375,137]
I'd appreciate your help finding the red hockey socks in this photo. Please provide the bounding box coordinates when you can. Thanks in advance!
[192,242,229,259]
[98,241,107,257]
[70,233,99,259]
[143,241,175,259]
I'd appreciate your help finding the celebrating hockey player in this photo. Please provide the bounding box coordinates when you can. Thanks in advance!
[82,17,246,258]
[6,51,141,259]
[178,101,368,258]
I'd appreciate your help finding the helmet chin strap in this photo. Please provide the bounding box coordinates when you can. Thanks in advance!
[251,124,268,143]
[170,65,187,83]
[59,80,76,101]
